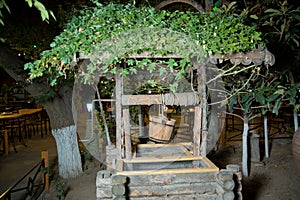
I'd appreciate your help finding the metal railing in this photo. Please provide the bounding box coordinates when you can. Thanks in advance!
[0,150,49,200]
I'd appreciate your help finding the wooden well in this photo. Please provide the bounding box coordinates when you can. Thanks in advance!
[117,143,219,175]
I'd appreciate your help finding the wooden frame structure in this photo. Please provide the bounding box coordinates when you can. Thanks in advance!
[113,54,208,162]
[93,48,274,199]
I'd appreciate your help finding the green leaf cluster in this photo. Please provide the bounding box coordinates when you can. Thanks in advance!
[261,0,300,48]
[25,2,265,86]
[226,67,300,117]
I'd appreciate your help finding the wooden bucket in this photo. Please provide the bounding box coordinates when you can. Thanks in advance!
[149,115,176,143]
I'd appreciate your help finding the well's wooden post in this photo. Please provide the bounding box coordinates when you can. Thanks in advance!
[41,150,49,190]
[193,106,202,157]
[123,108,132,159]
[200,65,208,156]
[115,68,123,160]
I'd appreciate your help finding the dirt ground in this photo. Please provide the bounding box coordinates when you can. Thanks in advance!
[209,138,300,200]
[1,128,299,200]
[38,137,300,200]
[40,160,102,200]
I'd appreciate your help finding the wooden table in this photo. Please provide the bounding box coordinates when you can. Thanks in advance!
[0,108,43,154]
[18,108,42,115]
[0,112,27,153]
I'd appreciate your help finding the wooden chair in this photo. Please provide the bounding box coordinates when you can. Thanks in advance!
[27,109,50,138]
[4,117,27,152]
[0,130,9,155]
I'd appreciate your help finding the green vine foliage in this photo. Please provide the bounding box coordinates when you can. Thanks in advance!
[84,27,201,89]
[24,2,265,87]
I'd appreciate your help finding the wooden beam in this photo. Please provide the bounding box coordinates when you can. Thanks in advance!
[193,106,201,157]
[115,68,123,160]
[123,108,132,159]
[134,143,193,157]
[178,144,193,156]
[135,143,192,149]
[117,166,219,176]
[122,94,162,105]
[122,156,204,163]
[199,65,208,156]
[202,157,218,169]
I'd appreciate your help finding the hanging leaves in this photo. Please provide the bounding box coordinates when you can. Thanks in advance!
[25,2,265,89]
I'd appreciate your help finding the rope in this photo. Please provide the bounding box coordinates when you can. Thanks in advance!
[162,92,199,106]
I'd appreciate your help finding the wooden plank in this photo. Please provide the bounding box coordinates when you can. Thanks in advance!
[202,157,219,169]
[122,156,204,163]
[118,171,220,186]
[117,164,219,176]
[178,144,193,156]
[117,168,219,176]
[134,143,193,158]
[179,142,193,146]
[123,108,132,159]
[136,143,191,148]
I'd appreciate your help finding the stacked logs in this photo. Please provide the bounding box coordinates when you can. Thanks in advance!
[227,164,243,200]
[96,164,243,199]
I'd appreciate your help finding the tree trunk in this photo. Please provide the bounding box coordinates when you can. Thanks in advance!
[242,119,249,177]
[52,125,83,179]
[0,43,83,179]
[294,110,298,132]
[292,128,300,172]
[263,115,269,158]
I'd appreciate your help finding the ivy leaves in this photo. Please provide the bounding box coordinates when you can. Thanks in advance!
[26,3,265,87]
